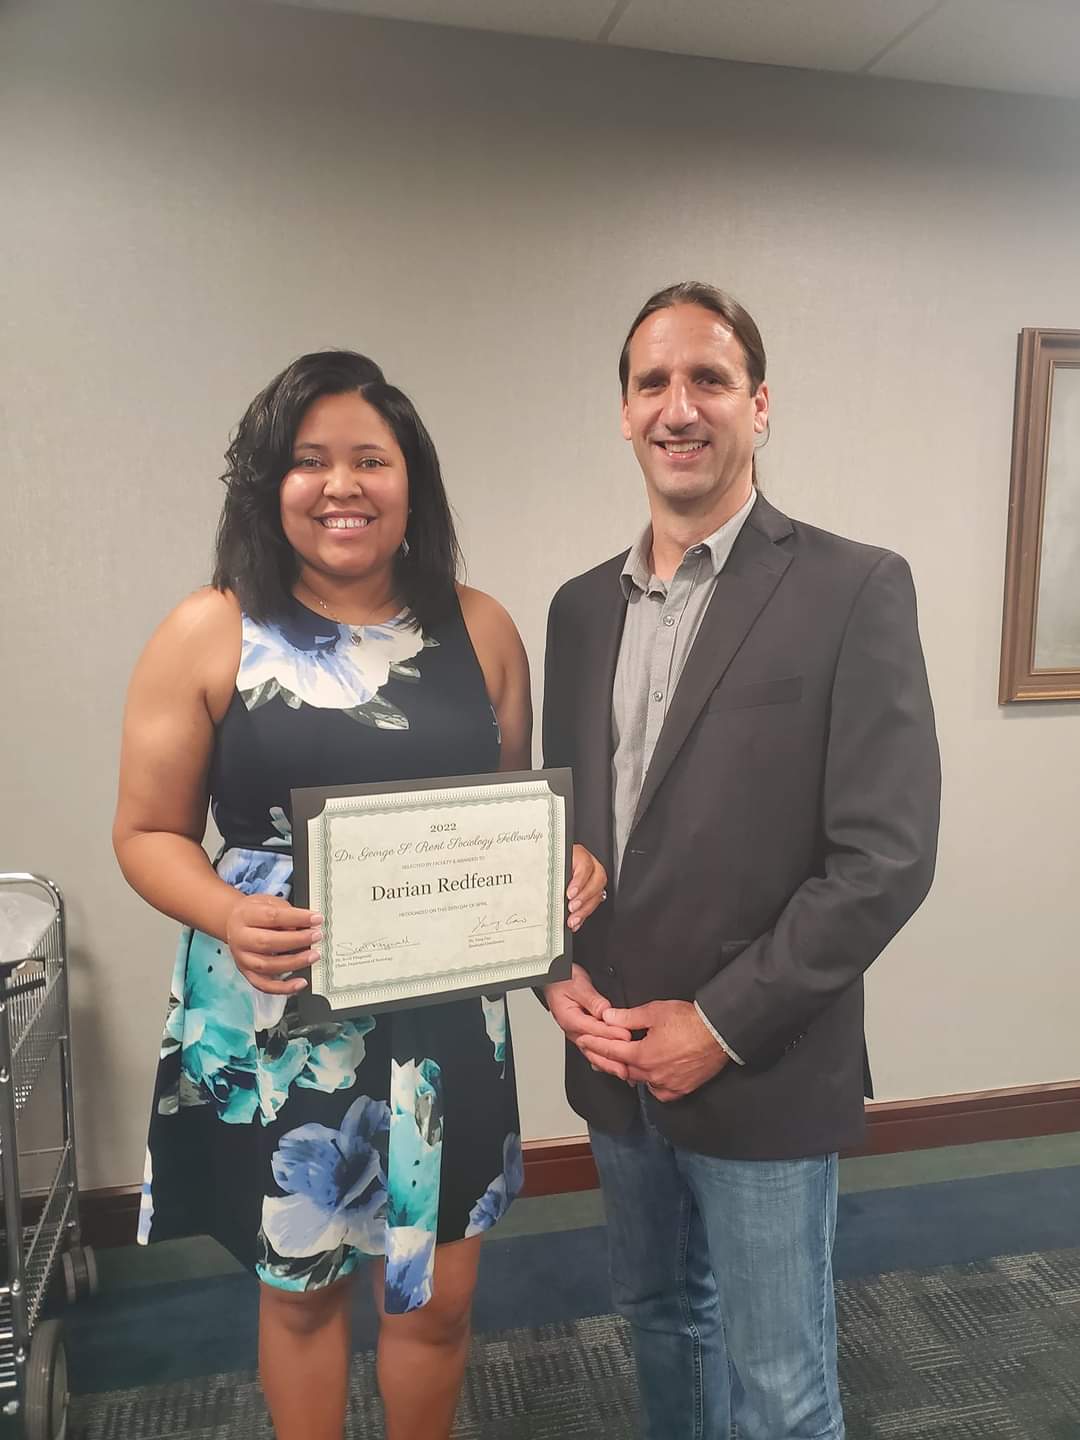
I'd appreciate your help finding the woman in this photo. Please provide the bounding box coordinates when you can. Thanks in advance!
[113,351,606,1440]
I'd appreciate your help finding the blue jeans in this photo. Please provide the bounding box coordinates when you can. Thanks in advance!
[590,1096,844,1440]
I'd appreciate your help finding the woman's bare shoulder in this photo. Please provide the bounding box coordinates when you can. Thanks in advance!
[162,586,243,644]
[456,584,529,711]
[136,587,243,717]
[456,583,521,645]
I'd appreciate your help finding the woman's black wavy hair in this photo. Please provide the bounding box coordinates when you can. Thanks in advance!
[212,350,461,628]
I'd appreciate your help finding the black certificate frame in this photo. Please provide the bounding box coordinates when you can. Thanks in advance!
[291,767,574,1022]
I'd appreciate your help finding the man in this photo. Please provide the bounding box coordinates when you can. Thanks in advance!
[543,281,940,1439]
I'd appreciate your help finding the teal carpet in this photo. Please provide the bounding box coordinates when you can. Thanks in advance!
[67,1248,1080,1438]
[55,1135,1080,1437]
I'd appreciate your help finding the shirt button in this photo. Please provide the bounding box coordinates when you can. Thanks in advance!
[652,689,664,702]
[663,615,675,627]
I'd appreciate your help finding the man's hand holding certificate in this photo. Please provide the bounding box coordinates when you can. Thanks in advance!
[292,770,574,1016]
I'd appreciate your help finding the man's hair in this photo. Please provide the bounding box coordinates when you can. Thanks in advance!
[212,350,460,629]
[618,281,767,397]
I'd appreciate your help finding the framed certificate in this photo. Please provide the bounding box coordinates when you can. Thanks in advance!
[291,768,572,1019]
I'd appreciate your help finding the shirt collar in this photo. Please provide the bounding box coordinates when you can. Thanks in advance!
[620,489,758,598]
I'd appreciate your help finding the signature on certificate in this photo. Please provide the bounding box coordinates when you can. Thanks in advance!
[335,936,417,960]
[470,912,530,936]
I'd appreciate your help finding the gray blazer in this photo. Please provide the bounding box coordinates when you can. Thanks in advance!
[543,494,941,1159]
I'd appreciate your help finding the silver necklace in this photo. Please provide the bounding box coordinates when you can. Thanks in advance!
[300,585,386,645]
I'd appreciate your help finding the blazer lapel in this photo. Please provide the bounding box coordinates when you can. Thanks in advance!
[630,497,794,833]
[577,559,629,876]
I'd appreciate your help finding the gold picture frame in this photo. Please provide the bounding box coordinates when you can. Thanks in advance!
[999,328,1080,702]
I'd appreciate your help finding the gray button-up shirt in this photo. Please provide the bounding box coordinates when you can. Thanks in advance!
[610,489,757,1063]
[611,490,756,882]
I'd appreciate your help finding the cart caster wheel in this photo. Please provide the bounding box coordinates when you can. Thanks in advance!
[25,1318,68,1440]
[62,1244,98,1303]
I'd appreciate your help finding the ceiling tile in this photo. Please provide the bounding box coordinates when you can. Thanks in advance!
[255,0,1080,101]
[869,0,1080,100]
[259,0,618,44]
[607,0,940,73]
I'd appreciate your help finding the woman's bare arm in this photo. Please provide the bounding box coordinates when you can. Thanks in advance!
[457,585,532,771]
[113,588,317,992]
[113,588,241,935]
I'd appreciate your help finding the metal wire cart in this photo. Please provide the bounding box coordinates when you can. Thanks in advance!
[0,875,96,1440]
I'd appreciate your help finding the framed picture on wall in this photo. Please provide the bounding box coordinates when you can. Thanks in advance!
[999,328,1080,702]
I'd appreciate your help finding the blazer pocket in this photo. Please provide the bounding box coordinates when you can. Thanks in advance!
[719,939,753,965]
[706,675,803,712]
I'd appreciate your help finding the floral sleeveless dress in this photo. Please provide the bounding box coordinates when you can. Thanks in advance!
[139,596,522,1312]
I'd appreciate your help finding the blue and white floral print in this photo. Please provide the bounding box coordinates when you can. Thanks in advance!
[143,596,522,1303]
[238,614,434,729]
[387,1059,443,1230]
[465,1132,524,1237]
[254,1038,310,1124]
[384,1058,444,1312]
[480,995,507,1073]
[261,1094,390,1266]
[161,927,260,1124]
[250,987,289,1036]
[295,1020,375,1095]
[160,963,186,1063]
[159,851,376,1126]
[217,846,293,898]
[263,806,292,849]
[136,1148,154,1245]
[213,847,295,1030]
[384,1226,438,1314]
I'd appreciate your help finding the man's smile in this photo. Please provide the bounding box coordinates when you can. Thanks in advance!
[654,439,710,456]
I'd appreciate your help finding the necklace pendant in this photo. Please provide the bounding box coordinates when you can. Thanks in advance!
[350,629,363,646]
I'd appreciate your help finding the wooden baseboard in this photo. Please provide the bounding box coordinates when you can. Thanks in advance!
[519,1137,603,1197]
[65,1080,1080,1245]
[522,1079,1080,1196]
[848,1079,1080,1157]
[73,1184,144,1250]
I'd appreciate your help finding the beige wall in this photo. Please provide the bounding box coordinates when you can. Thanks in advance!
[2,0,1078,1191]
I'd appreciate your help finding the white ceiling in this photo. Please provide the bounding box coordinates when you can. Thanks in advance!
[258,0,1080,102]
